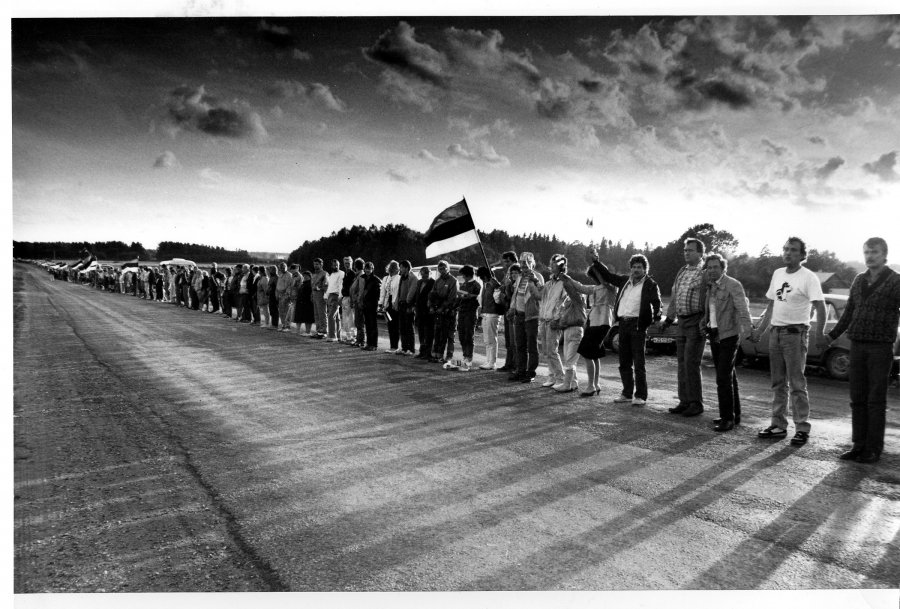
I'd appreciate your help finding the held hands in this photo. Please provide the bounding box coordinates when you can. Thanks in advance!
[816,334,832,350]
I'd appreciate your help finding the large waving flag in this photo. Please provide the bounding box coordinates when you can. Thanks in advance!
[423,198,480,259]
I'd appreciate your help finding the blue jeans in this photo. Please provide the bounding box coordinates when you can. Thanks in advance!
[769,325,811,433]
[618,319,648,400]
[675,313,705,407]
[849,341,894,455]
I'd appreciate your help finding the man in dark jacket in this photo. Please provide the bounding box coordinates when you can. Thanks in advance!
[360,261,382,351]
[414,266,435,358]
[590,252,662,406]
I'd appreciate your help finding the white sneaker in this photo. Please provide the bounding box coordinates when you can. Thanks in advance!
[551,382,566,391]
[541,380,557,388]
[327,338,338,342]
[443,361,459,370]
[614,394,632,403]
[479,363,495,370]
[385,349,397,354]
[632,397,646,406]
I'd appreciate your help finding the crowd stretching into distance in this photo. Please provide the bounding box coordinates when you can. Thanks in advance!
[45,235,900,464]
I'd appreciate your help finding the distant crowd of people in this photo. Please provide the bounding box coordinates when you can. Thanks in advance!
[50,235,899,464]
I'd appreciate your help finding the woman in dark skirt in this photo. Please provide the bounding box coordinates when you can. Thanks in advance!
[575,267,617,397]
[296,271,315,335]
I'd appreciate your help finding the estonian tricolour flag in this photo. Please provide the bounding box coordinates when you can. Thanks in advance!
[121,258,140,269]
[423,198,480,259]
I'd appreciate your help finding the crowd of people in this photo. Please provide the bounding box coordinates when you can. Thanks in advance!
[53,235,899,464]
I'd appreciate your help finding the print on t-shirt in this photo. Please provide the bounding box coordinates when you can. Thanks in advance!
[775,282,792,301]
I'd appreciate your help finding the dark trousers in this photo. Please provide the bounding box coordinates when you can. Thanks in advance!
[241,294,253,320]
[268,299,279,327]
[675,313,705,407]
[363,304,379,347]
[416,309,434,356]
[515,314,539,377]
[222,290,231,316]
[503,314,516,370]
[710,335,741,422]
[399,306,416,352]
[618,319,648,400]
[458,309,476,359]
[190,287,200,310]
[849,341,893,456]
[355,305,366,344]
[386,306,400,349]
[176,284,185,305]
[432,311,457,360]
[209,285,220,312]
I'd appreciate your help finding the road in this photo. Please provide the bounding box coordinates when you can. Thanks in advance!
[13,263,900,592]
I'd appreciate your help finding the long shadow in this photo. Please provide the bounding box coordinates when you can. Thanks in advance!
[267,431,734,590]
[460,444,794,590]
[687,465,897,589]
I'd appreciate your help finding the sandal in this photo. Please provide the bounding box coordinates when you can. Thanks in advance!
[757,426,788,439]
[790,431,809,446]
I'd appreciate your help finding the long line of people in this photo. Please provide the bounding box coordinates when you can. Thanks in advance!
[55,236,899,463]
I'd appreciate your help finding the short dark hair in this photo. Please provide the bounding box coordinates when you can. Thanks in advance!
[629,254,649,271]
[313,258,323,265]
[419,266,430,275]
[460,265,474,278]
[399,260,412,270]
[704,253,727,272]
[353,257,365,271]
[502,251,518,263]
[508,263,522,273]
[786,236,807,260]
[684,237,705,255]
[476,266,491,280]
[864,237,888,255]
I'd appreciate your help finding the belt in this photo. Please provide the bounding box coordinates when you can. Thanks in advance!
[621,316,639,322]
[773,324,808,334]
[677,311,702,317]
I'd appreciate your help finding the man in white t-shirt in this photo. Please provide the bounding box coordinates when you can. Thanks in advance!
[750,236,828,446]
[325,259,345,342]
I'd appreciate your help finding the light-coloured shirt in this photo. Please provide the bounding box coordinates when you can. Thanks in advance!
[325,270,345,297]
[709,277,722,328]
[617,276,645,318]
[766,266,824,326]
[380,273,400,308]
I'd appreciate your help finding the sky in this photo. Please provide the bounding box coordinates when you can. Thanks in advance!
[9,4,900,262]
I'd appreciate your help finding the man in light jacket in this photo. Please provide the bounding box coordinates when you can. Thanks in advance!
[700,253,752,432]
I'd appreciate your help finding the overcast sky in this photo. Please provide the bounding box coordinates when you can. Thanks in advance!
[10,7,900,261]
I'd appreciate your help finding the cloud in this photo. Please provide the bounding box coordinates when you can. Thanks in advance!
[387,169,411,183]
[376,69,439,113]
[807,135,827,145]
[153,150,177,169]
[863,151,899,181]
[761,138,789,156]
[536,78,574,119]
[165,85,268,142]
[265,80,347,112]
[417,149,440,162]
[447,141,510,167]
[443,26,540,83]
[258,19,294,49]
[364,21,449,88]
[199,167,225,184]
[814,156,844,181]
[292,49,312,61]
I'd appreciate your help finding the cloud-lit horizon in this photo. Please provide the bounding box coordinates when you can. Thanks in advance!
[12,14,900,261]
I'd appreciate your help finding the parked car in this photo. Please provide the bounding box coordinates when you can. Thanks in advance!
[605,316,680,355]
[736,294,900,382]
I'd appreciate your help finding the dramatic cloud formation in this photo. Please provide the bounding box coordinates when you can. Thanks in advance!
[376,69,440,113]
[444,26,540,83]
[365,21,449,88]
[266,80,347,112]
[447,141,510,166]
[863,151,899,181]
[165,85,268,141]
[815,156,844,181]
[153,150,177,169]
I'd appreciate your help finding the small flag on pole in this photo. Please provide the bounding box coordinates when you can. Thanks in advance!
[121,258,140,269]
[423,198,480,258]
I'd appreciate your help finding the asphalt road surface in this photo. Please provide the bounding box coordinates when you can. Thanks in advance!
[13,263,900,592]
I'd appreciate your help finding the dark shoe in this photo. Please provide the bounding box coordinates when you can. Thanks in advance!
[668,403,689,414]
[758,426,788,439]
[790,431,809,446]
[856,451,880,464]
[681,403,704,417]
[579,390,599,397]
[363,346,377,351]
[839,448,864,461]
[497,365,511,372]
[713,420,735,432]
[520,377,535,383]
[507,374,521,382]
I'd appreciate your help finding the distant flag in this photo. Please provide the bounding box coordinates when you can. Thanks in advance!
[423,198,480,259]
[121,258,140,269]
[586,217,594,227]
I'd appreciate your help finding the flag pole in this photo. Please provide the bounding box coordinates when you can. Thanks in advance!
[461,197,494,279]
